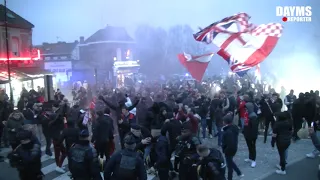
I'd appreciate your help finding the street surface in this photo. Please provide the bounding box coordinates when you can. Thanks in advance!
[0,134,317,180]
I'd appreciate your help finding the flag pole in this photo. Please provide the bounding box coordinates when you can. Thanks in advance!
[4,0,14,104]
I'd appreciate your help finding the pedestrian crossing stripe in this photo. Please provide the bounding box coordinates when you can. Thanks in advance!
[1,145,156,180]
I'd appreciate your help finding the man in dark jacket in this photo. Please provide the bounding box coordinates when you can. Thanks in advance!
[9,130,42,180]
[69,129,102,180]
[92,107,114,160]
[161,112,182,154]
[222,114,244,180]
[242,102,259,168]
[104,134,147,180]
[126,124,151,157]
[49,102,67,173]
[153,132,171,180]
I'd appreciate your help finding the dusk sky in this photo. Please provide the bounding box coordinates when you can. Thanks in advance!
[5,0,317,44]
[3,0,319,91]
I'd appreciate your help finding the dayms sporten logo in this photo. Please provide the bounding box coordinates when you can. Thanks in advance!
[276,6,312,22]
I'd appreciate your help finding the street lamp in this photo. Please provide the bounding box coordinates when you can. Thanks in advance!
[4,0,14,104]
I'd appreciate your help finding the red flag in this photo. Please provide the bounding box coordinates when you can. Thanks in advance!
[178,52,214,81]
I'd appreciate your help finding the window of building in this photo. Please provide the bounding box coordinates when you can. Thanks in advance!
[11,37,19,56]
[44,57,51,60]
[53,57,58,60]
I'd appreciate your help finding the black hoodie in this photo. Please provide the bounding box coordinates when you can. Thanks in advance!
[222,124,239,156]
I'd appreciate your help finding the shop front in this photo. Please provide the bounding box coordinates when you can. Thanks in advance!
[113,60,140,87]
[0,67,53,105]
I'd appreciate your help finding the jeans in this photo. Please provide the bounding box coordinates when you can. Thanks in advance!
[277,143,290,171]
[144,144,151,162]
[44,134,52,155]
[264,118,275,143]
[212,118,217,135]
[207,118,213,135]
[311,131,320,154]
[52,140,67,167]
[245,138,256,161]
[240,118,245,129]
[96,141,109,160]
[217,125,222,146]
[225,155,242,180]
[201,119,207,138]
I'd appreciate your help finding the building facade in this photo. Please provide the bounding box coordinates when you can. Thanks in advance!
[0,5,36,61]
[35,41,78,84]
[0,5,52,103]
[75,25,139,86]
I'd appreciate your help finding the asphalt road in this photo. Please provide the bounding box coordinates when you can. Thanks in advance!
[261,157,319,180]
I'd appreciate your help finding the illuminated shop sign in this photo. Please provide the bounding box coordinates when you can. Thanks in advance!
[113,61,139,67]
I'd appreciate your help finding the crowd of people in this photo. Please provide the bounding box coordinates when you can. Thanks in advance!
[0,77,319,180]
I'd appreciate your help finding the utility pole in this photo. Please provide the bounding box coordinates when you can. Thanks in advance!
[4,0,14,104]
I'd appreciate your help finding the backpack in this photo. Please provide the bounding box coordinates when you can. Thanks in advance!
[117,152,139,179]
[69,145,91,176]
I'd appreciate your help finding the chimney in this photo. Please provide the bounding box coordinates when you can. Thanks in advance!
[80,36,84,44]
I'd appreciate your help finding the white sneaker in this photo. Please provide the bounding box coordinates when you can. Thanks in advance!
[209,134,213,139]
[244,159,252,163]
[46,154,54,159]
[55,167,66,173]
[275,170,286,175]
[276,164,281,170]
[306,153,316,158]
[238,174,244,178]
[251,161,256,168]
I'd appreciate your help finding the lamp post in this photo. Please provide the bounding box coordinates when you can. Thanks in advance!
[4,0,14,104]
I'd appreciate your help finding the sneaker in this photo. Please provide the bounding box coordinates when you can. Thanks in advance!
[251,161,256,168]
[244,159,252,163]
[238,174,244,178]
[55,167,66,173]
[276,164,281,170]
[275,170,286,175]
[209,134,213,139]
[45,154,54,159]
[306,153,316,158]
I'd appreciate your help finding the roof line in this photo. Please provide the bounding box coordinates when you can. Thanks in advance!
[79,41,135,46]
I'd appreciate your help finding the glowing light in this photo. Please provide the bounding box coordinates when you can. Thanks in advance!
[216,86,221,92]
[0,49,41,61]
[185,73,189,77]
[113,57,117,61]
[11,79,20,86]
[114,61,139,67]
[126,49,130,57]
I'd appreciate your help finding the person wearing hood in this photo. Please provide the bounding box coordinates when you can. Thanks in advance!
[222,113,244,180]
[9,130,42,180]
[175,121,201,180]
[271,111,292,175]
[7,111,25,150]
[242,102,259,168]
[151,128,170,180]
